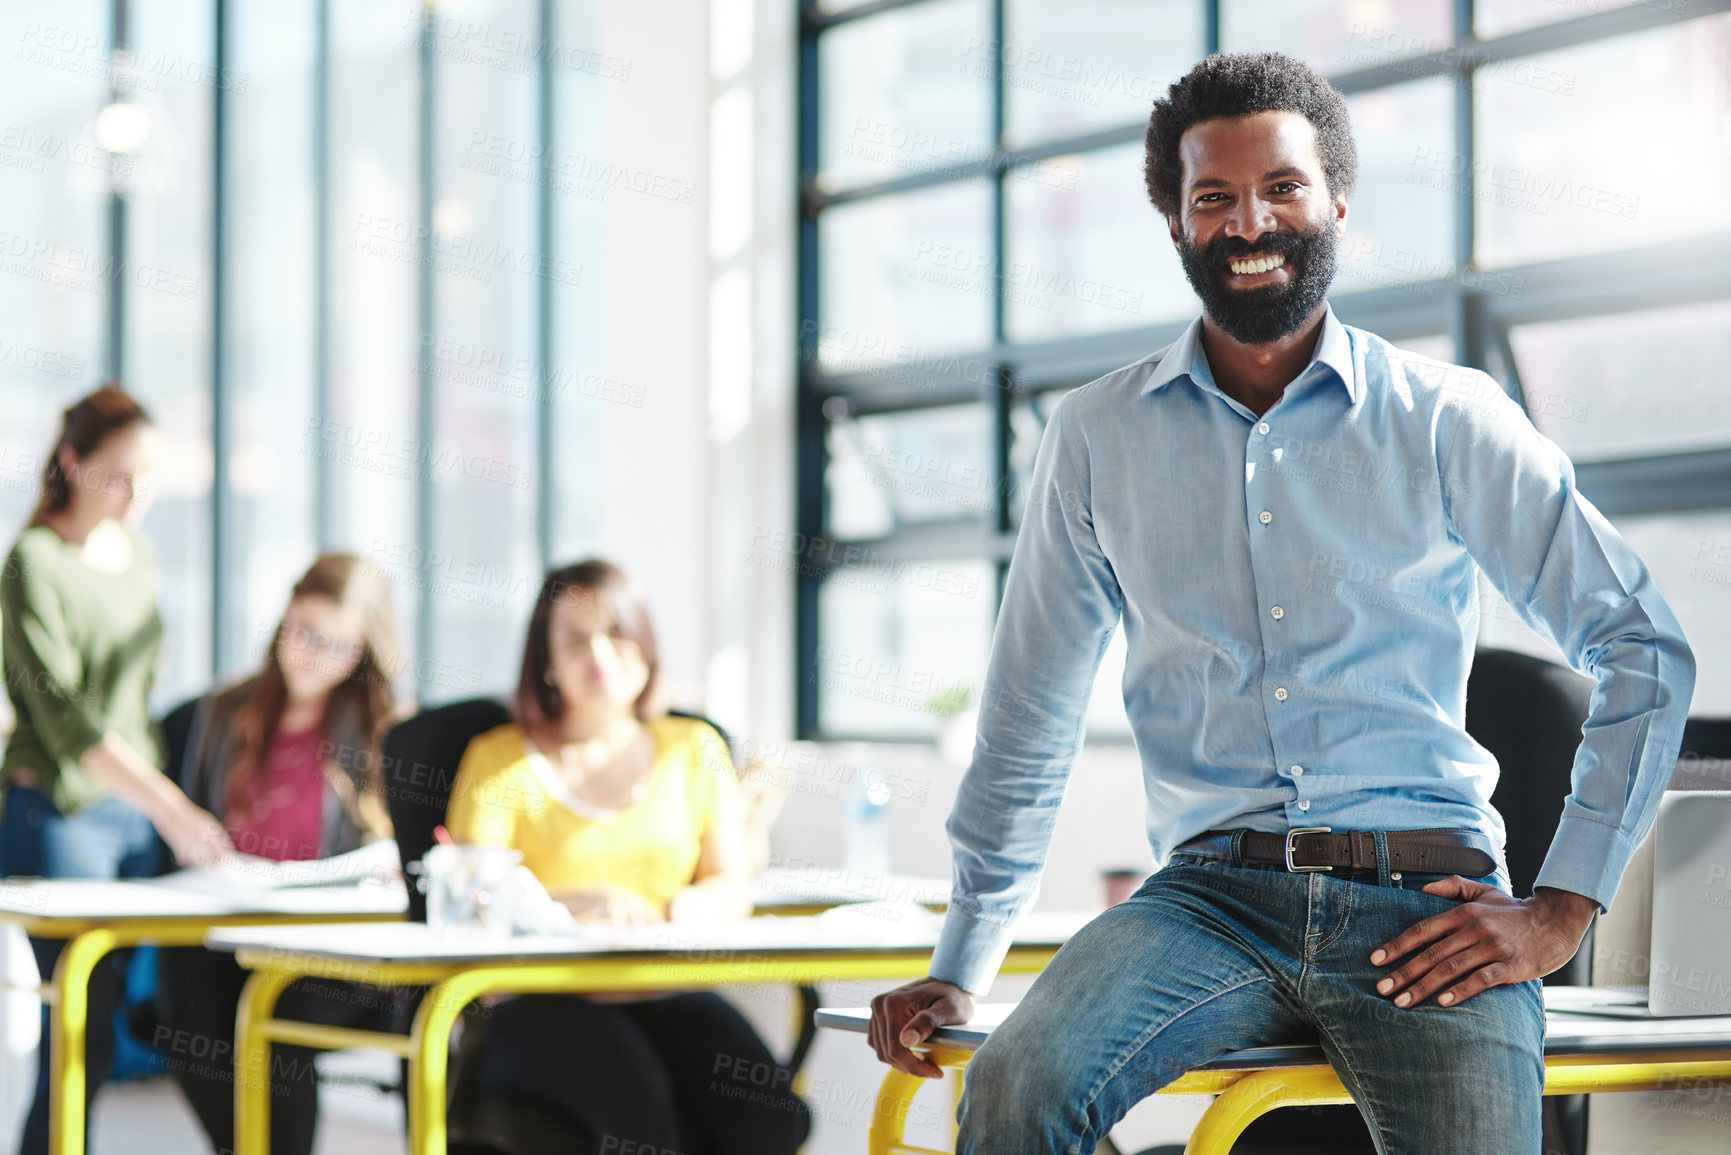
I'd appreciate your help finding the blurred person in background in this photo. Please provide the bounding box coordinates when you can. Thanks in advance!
[0,384,233,1155]
[153,552,407,1155]
[445,559,809,1155]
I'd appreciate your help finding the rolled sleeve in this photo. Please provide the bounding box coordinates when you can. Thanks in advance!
[929,904,1019,996]
[1437,376,1696,912]
[928,391,1124,993]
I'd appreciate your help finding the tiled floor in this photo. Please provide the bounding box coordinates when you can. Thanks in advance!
[73,1049,409,1155]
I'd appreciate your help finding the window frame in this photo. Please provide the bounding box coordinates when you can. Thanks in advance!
[794,0,1731,740]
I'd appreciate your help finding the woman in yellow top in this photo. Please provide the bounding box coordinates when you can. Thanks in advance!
[445,559,808,1155]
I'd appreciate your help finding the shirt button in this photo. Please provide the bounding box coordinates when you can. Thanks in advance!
[1258,510,1272,524]
[1270,605,1284,620]
[1290,764,1304,775]
[1274,687,1289,701]
[1298,800,1311,811]
[1257,421,1270,435]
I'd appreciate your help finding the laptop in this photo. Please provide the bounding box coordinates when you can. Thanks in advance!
[1544,791,1731,1019]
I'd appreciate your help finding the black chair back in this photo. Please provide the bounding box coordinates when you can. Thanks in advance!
[379,698,513,922]
[378,702,737,922]
[1673,718,1731,791]
[1470,648,1595,910]
[158,696,202,795]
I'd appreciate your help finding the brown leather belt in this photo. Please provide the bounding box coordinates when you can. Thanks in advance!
[1174,827,1496,876]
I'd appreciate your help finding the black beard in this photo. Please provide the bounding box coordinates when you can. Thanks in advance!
[1176,219,1338,345]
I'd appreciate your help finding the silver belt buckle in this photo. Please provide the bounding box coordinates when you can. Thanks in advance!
[1284,826,1333,872]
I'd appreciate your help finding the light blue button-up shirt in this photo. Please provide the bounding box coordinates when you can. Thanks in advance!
[931,304,1696,995]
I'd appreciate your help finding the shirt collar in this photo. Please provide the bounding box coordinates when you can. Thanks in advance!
[1140,303,1357,405]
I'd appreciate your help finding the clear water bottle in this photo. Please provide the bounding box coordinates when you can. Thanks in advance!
[843,768,894,895]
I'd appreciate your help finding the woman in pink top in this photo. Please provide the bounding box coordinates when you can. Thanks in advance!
[154,553,408,1155]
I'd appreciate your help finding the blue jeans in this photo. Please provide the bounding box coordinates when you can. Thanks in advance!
[0,785,164,1155]
[958,840,1546,1155]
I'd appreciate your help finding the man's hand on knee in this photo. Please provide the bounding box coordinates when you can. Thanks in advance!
[1368,877,1598,1009]
[868,978,976,1078]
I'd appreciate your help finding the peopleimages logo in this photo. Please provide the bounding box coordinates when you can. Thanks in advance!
[0,338,84,379]
[348,212,583,287]
[0,228,200,299]
[14,22,250,92]
[304,418,536,491]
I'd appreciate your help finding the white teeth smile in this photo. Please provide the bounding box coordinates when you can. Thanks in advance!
[1228,253,1286,276]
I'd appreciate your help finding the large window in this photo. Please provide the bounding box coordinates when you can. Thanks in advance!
[797,1,1731,739]
[0,0,608,711]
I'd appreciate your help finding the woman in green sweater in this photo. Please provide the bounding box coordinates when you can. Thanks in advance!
[0,385,232,1155]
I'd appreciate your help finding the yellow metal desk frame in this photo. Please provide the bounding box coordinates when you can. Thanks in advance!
[0,901,402,1155]
[855,1028,1731,1155]
[227,940,1064,1155]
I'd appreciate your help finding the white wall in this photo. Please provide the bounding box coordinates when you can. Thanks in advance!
[594,0,715,707]
[588,0,795,745]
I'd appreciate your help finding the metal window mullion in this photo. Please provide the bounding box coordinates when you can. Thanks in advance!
[415,3,436,701]
[210,0,230,679]
[990,0,1011,612]
[806,0,935,34]
[795,17,824,739]
[535,0,554,572]
[313,0,331,547]
[106,0,128,383]
[1449,0,1493,380]
[1491,322,1527,411]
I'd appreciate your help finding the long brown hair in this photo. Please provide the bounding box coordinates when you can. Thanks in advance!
[30,385,151,527]
[225,554,404,837]
[514,559,663,730]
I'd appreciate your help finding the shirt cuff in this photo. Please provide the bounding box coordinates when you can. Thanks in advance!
[1533,813,1640,913]
[927,906,1017,996]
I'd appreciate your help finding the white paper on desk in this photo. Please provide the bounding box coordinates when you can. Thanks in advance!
[158,840,403,895]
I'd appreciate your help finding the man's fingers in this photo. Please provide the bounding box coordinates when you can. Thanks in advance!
[1401,947,1505,1008]
[1418,874,1492,901]
[1369,907,1468,967]
[875,999,946,1078]
[1382,937,1493,1007]
[893,1005,956,1077]
[1435,960,1512,1008]
[899,1006,946,1047]
[868,982,970,1078]
[868,994,895,1063]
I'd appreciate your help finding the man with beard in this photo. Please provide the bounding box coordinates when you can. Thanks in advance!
[865,52,1693,1154]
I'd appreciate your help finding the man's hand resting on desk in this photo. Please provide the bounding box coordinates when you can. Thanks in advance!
[1371,878,1598,1009]
[869,978,976,1078]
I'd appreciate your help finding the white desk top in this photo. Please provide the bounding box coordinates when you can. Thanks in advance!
[205,909,1090,967]
[816,992,1731,1065]
[751,869,949,909]
[0,878,407,922]
[0,869,944,923]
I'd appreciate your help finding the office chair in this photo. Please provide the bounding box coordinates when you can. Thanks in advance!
[1133,648,1595,1155]
[378,697,515,921]
[159,696,201,794]
[1672,717,1731,790]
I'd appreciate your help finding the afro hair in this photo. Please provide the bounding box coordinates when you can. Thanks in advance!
[1144,52,1358,221]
